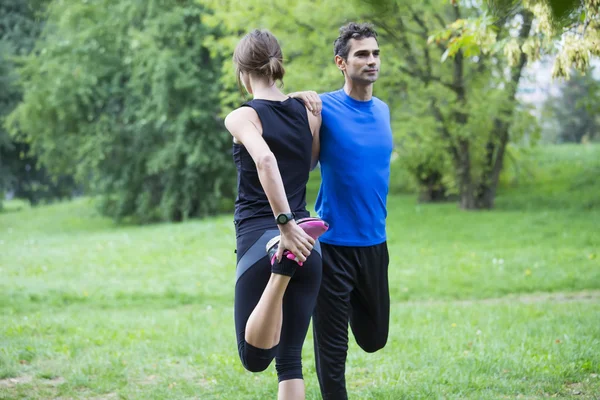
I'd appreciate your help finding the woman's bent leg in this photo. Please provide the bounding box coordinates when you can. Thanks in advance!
[234,230,298,373]
[276,248,323,399]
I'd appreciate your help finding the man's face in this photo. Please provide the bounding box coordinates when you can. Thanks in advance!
[336,37,380,85]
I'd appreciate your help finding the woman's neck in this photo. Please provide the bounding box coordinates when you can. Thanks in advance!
[250,77,287,101]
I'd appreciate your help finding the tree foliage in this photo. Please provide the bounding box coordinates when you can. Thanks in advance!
[434,0,600,79]
[6,0,597,218]
[0,0,70,208]
[0,40,19,206]
[8,0,234,222]
[409,1,540,209]
[542,68,600,143]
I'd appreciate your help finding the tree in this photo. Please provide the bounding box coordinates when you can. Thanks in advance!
[425,0,600,204]
[542,68,600,143]
[8,0,235,222]
[442,0,600,78]
[0,0,75,208]
[0,40,18,207]
[1,1,42,207]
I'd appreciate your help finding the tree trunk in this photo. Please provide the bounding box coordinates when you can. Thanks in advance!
[457,139,476,209]
[477,121,509,209]
[417,169,451,202]
[449,16,475,210]
[476,11,534,209]
[475,138,498,209]
[419,186,450,202]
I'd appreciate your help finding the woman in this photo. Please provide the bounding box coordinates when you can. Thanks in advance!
[224,29,326,400]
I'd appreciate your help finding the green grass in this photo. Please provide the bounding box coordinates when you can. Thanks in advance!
[1,144,599,399]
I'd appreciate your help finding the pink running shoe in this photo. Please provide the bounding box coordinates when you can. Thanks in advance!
[266,217,329,266]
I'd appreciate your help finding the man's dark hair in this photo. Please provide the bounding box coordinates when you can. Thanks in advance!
[333,22,378,60]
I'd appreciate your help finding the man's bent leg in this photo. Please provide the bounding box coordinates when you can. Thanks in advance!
[349,242,390,353]
[313,243,355,400]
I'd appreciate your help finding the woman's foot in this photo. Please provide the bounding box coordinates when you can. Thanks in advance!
[266,217,329,267]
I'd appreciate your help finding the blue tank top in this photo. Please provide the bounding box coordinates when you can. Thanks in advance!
[315,89,393,246]
[233,98,312,236]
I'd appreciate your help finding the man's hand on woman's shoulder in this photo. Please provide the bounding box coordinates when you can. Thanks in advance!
[289,91,322,116]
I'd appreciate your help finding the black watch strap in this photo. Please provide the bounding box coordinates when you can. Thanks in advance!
[276,212,295,225]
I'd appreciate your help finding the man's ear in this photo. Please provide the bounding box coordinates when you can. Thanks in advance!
[334,55,345,73]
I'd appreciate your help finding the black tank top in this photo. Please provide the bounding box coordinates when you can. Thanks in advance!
[233,97,312,236]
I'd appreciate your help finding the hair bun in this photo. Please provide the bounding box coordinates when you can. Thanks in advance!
[232,29,286,92]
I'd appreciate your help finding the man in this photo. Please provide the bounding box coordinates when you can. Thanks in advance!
[292,22,393,400]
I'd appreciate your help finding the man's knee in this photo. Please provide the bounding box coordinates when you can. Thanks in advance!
[356,330,388,353]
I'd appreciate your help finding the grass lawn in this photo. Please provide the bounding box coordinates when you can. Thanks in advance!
[1,144,599,399]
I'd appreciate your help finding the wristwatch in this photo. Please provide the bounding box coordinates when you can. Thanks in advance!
[276,212,295,225]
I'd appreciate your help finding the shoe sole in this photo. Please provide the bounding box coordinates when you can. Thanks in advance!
[266,217,329,265]
[295,217,329,239]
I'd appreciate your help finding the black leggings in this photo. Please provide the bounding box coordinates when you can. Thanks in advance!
[234,229,322,382]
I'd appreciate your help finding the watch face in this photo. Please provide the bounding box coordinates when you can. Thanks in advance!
[277,214,287,224]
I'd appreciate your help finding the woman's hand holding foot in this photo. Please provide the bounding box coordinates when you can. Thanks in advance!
[277,221,315,264]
